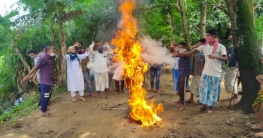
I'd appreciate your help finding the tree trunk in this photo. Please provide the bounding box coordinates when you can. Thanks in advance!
[13,45,31,73]
[167,10,177,40]
[199,0,207,38]
[57,21,67,86]
[248,0,254,19]
[177,0,191,49]
[225,0,262,113]
[49,22,58,46]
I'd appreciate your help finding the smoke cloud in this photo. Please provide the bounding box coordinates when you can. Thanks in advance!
[140,36,176,66]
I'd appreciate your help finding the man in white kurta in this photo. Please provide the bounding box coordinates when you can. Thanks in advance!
[89,41,112,99]
[63,46,89,102]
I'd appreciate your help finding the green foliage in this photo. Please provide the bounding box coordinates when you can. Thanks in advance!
[0,95,38,123]
[0,86,67,125]
[0,0,262,118]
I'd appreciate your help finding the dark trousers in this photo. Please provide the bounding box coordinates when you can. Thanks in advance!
[37,84,41,107]
[150,66,162,90]
[178,76,188,104]
[40,84,52,112]
[38,84,52,107]
[115,80,124,92]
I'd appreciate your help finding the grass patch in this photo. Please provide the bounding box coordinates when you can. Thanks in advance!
[0,86,67,127]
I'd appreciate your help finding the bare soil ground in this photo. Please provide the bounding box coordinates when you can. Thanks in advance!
[0,71,259,138]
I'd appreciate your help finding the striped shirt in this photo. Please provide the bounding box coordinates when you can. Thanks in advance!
[178,52,191,77]
[191,52,205,76]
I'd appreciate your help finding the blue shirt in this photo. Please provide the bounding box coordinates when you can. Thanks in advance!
[227,46,238,67]
[179,52,191,77]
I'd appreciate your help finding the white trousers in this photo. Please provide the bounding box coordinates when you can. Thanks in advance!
[70,90,84,97]
[224,67,238,94]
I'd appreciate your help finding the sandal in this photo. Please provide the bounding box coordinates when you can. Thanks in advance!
[185,99,194,103]
[207,106,213,115]
[199,105,206,112]
[229,97,238,102]
[177,104,186,108]
[207,110,213,115]
[41,113,53,117]
[255,132,263,137]
[72,98,77,103]
[251,124,263,130]
[174,100,181,103]
[79,97,86,102]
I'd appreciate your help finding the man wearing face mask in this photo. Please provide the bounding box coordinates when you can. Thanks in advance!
[174,29,227,115]
[23,45,56,117]
[73,41,84,54]
[175,42,191,109]
[88,41,112,99]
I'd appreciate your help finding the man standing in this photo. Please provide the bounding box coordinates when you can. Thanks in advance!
[89,41,112,99]
[23,45,56,117]
[224,38,239,101]
[186,38,206,103]
[177,42,191,109]
[73,41,93,96]
[175,29,227,114]
[149,64,163,93]
[27,49,42,108]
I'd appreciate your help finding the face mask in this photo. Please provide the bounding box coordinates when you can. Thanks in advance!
[78,51,82,54]
[98,47,103,53]
[206,36,216,43]
[178,48,186,53]
[49,52,56,56]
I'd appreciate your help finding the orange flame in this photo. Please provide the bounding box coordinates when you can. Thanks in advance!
[111,0,163,127]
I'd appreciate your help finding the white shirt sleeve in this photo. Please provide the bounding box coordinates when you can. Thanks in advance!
[63,54,70,61]
[197,45,204,52]
[103,43,112,55]
[89,43,96,55]
[33,57,39,66]
[220,45,227,56]
[78,51,89,60]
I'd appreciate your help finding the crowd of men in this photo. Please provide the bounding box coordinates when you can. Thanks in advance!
[22,29,240,118]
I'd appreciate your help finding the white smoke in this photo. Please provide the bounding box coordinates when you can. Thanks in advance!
[140,36,175,66]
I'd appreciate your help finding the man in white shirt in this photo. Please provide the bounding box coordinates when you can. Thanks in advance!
[175,29,227,115]
[89,41,112,99]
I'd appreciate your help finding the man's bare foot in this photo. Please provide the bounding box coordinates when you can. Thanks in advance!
[115,92,119,95]
[255,132,263,137]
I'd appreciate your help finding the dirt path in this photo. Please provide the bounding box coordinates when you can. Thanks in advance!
[0,72,258,138]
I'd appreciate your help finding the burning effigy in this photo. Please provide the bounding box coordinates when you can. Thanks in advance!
[111,0,165,127]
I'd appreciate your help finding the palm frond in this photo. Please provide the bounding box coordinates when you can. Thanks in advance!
[58,10,84,22]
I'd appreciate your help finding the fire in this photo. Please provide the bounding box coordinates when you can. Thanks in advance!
[111,0,163,127]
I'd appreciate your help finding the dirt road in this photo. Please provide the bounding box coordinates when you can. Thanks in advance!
[0,72,257,138]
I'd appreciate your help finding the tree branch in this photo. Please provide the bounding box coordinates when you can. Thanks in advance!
[254,0,262,10]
